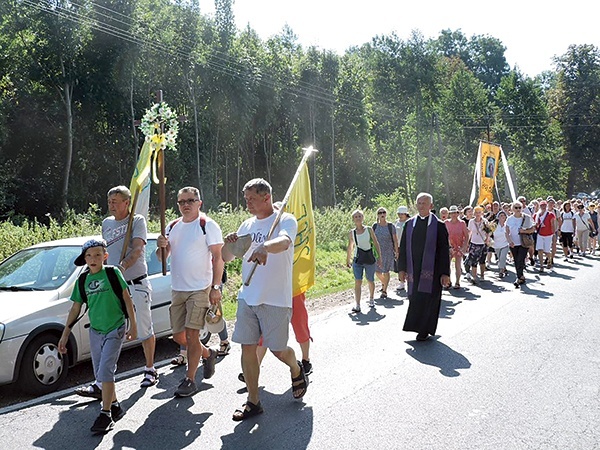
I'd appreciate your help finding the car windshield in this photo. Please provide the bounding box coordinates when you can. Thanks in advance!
[0,246,80,291]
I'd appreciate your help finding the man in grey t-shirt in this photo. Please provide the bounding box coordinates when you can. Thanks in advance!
[74,186,158,400]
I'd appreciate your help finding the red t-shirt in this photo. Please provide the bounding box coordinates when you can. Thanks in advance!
[534,211,555,237]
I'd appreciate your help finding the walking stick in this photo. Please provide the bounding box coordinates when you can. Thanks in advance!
[244,146,318,286]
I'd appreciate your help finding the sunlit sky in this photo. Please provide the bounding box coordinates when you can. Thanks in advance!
[203,0,599,77]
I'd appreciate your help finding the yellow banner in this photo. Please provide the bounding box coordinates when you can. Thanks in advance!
[286,163,316,296]
[129,141,153,217]
[477,142,501,205]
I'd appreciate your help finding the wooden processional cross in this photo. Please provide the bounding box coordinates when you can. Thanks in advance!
[125,90,185,275]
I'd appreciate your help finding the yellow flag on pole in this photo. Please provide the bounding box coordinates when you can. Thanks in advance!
[477,142,501,205]
[286,162,316,296]
[129,141,153,218]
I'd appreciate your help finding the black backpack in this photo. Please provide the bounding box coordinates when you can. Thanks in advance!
[68,266,128,328]
[372,222,396,243]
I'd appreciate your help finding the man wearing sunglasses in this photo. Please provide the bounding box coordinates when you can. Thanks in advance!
[157,187,224,397]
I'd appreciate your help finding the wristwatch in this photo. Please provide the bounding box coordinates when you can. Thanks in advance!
[212,284,222,290]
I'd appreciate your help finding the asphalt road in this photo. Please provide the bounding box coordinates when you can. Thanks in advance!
[1,254,600,449]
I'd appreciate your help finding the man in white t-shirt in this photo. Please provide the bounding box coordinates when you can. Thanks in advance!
[222,178,306,421]
[157,187,224,397]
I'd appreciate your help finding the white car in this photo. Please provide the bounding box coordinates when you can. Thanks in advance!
[0,234,182,395]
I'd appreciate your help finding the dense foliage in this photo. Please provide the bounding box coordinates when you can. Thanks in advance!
[1,0,599,220]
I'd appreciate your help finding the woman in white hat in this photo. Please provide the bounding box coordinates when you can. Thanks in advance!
[394,206,410,293]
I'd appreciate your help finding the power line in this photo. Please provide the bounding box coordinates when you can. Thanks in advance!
[23,0,368,112]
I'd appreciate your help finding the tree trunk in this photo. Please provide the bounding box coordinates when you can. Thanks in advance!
[426,114,434,192]
[186,75,203,199]
[130,70,138,159]
[310,103,317,206]
[262,132,271,182]
[60,79,74,213]
[236,144,241,206]
[437,116,451,201]
[213,128,219,197]
[331,108,336,205]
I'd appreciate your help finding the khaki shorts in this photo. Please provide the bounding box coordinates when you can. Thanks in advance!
[129,279,154,340]
[169,288,210,334]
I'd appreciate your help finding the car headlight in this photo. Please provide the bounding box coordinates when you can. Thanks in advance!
[0,323,4,343]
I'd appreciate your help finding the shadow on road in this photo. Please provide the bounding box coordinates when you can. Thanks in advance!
[405,338,471,377]
[445,288,481,301]
[112,398,211,449]
[221,388,313,450]
[518,283,554,299]
[374,297,404,309]
[348,308,386,326]
[440,299,462,319]
[32,386,202,450]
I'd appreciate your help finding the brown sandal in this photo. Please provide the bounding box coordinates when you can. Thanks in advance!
[291,361,308,399]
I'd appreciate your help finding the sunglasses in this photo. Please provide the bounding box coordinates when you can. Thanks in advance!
[177,198,199,206]
[514,206,522,209]
[377,212,386,215]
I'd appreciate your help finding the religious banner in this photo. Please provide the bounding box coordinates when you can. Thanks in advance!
[285,162,316,296]
[470,140,515,206]
[129,140,152,218]
[477,141,501,205]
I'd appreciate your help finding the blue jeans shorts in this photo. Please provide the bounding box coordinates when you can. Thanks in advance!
[353,262,376,282]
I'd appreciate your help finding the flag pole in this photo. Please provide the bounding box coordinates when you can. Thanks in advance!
[153,90,168,275]
[244,146,318,286]
[120,186,141,263]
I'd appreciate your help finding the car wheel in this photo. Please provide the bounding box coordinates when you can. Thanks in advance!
[18,333,69,395]
[200,329,211,345]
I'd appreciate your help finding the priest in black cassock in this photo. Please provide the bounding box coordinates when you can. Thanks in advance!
[398,193,451,341]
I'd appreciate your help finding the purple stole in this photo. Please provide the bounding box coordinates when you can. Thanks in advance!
[405,214,439,295]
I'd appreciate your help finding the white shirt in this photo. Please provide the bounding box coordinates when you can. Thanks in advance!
[560,211,576,233]
[506,214,533,245]
[353,227,372,251]
[574,211,591,232]
[237,212,297,308]
[493,222,509,249]
[468,219,488,245]
[394,220,407,246]
[167,216,223,291]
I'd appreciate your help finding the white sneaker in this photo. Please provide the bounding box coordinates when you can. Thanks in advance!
[368,299,375,308]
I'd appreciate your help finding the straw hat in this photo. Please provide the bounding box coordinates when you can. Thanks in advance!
[223,234,252,258]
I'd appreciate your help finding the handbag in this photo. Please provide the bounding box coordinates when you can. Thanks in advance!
[353,229,376,265]
[520,216,535,248]
[355,247,376,265]
[579,215,597,237]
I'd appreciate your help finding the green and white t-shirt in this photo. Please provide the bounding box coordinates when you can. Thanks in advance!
[70,267,128,334]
